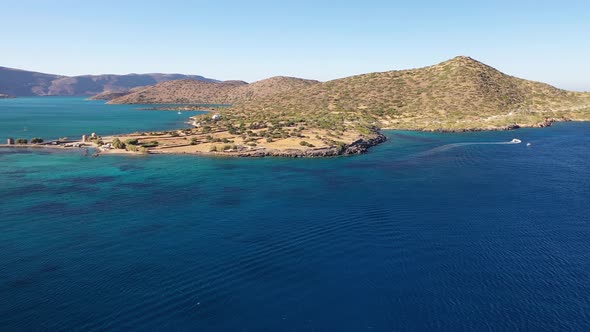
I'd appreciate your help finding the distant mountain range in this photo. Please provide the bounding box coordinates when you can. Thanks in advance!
[0,66,218,97]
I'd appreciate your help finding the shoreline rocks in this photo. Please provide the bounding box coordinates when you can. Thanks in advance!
[232,133,387,158]
[413,117,571,133]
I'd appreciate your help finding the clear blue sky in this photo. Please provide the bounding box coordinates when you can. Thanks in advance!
[2,0,589,90]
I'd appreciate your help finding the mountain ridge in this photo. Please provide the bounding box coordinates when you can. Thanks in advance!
[107,76,320,104]
[0,66,219,97]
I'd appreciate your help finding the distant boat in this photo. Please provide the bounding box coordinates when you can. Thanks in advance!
[527,143,532,147]
[178,111,182,115]
[511,138,522,143]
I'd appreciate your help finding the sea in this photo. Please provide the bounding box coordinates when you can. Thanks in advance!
[1,97,589,331]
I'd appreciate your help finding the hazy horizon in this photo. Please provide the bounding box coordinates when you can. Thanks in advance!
[2,0,589,91]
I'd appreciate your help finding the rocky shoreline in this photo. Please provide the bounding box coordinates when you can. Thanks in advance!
[388,117,570,133]
[229,133,387,157]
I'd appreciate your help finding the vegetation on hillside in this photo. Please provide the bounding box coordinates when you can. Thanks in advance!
[107,76,319,105]
[230,56,590,132]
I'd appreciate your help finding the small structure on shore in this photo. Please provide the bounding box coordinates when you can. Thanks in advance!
[7,138,14,145]
[91,133,97,139]
[82,134,87,143]
[212,114,222,121]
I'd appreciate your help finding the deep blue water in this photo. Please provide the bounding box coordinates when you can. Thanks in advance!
[1,99,590,331]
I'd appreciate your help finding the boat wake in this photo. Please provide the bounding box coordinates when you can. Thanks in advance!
[412,139,522,158]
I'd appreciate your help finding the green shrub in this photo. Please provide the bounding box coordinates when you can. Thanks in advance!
[16,138,28,144]
[125,138,139,145]
[209,145,218,152]
[299,141,315,147]
[141,141,159,148]
[190,137,198,145]
[111,138,125,149]
[125,144,138,152]
[30,137,43,144]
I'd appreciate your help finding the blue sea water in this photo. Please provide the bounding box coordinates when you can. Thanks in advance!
[0,97,205,141]
[1,98,590,331]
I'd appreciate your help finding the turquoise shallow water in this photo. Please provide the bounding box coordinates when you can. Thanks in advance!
[1,98,590,331]
[0,97,205,141]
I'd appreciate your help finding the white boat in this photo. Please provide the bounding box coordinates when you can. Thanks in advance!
[511,139,522,143]
[526,143,532,146]
[178,111,182,115]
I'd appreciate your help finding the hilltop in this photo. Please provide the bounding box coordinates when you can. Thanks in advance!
[231,56,590,131]
[107,76,320,104]
[0,66,218,97]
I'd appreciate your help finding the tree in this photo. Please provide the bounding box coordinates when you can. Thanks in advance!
[16,138,28,144]
[30,137,44,144]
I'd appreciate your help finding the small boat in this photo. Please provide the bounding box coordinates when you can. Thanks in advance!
[178,111,182,115]
[511,139,522,143]
[526,143,532,147]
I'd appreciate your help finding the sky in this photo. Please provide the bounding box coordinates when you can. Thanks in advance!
[1,0,589,91]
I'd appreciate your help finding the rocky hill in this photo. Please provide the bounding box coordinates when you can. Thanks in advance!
[0,66,218,97]
[107,76,319,104]
[220,76,320,103]
[230,56,590,131]
[88,86,147,100]
[0,67,62,96]
[108,80,248,104]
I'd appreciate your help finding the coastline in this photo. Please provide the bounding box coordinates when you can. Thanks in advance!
[3,119,584,158]
[381,117,567,133]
